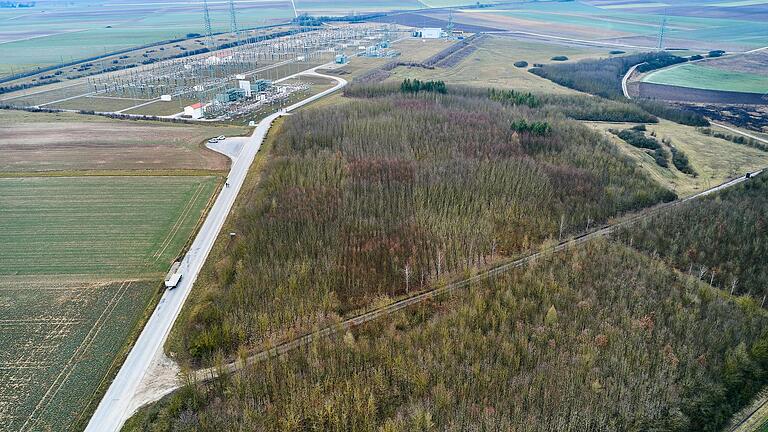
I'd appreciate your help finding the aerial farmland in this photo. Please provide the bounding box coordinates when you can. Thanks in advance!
[0,0,428,76]
[0,108,239,430]
[2,0,768,431]
[642,51,768,94]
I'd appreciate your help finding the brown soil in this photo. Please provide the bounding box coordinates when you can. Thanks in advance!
[638,82,768,105]
[0,114,237,172]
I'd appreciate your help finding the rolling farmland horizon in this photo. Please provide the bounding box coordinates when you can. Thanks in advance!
[1,0,767,431]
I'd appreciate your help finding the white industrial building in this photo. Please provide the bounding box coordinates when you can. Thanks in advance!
[184,103,204,119]
[418,28,443,39]
[239,80,252,97]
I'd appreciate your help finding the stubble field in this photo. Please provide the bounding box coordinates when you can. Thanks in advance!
[0,109,246,173]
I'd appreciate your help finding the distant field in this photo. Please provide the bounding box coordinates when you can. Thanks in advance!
[448,1,768,50]
[590,120,768,196]
[0,175,218,430]
[387,35,615,93]
[643,63,768,94]
[0,109,246,173]
[0,0,423,75]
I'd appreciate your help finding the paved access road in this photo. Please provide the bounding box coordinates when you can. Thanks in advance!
[84,66,347,432]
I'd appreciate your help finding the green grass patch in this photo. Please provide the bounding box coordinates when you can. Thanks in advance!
[0,176,217,277]
[643,63,768,94]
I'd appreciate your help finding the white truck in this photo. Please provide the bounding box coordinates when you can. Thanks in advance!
[164,261,182,289]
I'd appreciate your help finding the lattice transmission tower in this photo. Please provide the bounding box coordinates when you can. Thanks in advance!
[202,0,215,50]
[657,10,668,50]
[229,0,241,47]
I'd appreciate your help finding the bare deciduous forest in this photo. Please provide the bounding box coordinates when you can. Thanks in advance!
[127,241,768,432]
[177,87,675,365]
[617,172,768,299]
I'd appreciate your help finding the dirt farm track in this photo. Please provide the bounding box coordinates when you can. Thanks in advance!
[638,82,768,105]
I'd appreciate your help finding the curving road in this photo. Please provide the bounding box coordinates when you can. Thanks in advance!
[84,65,347,432]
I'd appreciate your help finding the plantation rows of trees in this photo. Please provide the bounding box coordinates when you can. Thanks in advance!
[347,83,658,123]
[529,52,684,99]
[636,100,710,127]
[528,53,710,126]
[616,173,768,299]
[399,79,447,94]
[542,94,658,123]
[127,241,768,431]
[177,88,674,365]
[488,88,539,108]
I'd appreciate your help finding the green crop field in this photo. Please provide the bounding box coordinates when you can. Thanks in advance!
[0,176,217,276]
[643,63,768,94]
[0,175,218,431]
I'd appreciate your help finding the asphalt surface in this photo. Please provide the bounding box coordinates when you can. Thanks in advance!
[84,66,346,432]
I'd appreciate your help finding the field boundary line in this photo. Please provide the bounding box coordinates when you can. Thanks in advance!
[20,281,132,432]
[152,182,207,262]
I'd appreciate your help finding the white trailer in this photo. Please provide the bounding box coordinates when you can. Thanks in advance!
[164,261,182,289]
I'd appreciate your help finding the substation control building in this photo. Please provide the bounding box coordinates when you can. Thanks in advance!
[415,28,443,39]
[184,103,205,119]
